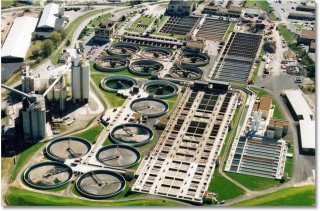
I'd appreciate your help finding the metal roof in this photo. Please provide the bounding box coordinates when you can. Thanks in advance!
[37,3,59,29]
[284,89,314,120]
[1,16,38,60]
[299,119,315,150]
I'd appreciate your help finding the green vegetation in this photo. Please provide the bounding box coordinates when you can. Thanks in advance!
[232,185,315,206]
[164,95,178,112]
[293,23,303,31]
[251,87,268,98]
[208,169,245,201]
[3,70,22,86]
[285,146,294,178]
[226,172,280,191]
[73,124,104,143]
[223,21,236,41]
[152,32,186,40]
[6,187,183,206]
[12,142,45,180]
[244,0,277,20]
[1,0,29,9]
[154,15,168,28]
[277,24,314,78]
[251,48,264,82]
[127,16,154,33]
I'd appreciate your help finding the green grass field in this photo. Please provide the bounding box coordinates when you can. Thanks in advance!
[6,187,183,206]
[12,142,45,180]
[278,24,298,46]
[73,124,104,143]
[232,185,315,206]
[152,32,186,40]
[225,172,280,191]
[208,169,245,201]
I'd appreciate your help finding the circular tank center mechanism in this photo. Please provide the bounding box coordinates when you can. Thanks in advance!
[94,56,129,72]
[130,98,169,117]
[169,65,203,80]
[141,47,172,59]
[129,60,164,76]
[46,136,91,162]
[107,43,140,57]
[110,123,153,146]
[24,162,73,190]
[100,75,137,93]
[143,80,178,99]
[96,144,141,168]
[76,170,126,199]
[179,52,210,67]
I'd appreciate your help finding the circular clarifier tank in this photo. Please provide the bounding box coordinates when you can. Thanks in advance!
[143,80,178,99]
[46,136,91,162]
[141,47,172,59]
[130,97,168,117]
[179,52,210,67]
[100,75,137,93]
[94,56,129,72]
[96,144,141,168]
[169,65,203,80]
[23,161,73,190]
[76,170,126,199]
[129,60,164,76]
[110,123,153,146]
[107,42,140,57]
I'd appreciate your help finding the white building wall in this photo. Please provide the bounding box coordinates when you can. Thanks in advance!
[81,62,90,102]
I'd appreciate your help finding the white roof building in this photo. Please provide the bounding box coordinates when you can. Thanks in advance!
[283,89,314,120]
[1,16,38,61]
[37,3,60,29]
[299,119,315,151]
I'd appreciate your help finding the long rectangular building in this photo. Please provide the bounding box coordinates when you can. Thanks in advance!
[1,16,38,63]
[132,82,238,203]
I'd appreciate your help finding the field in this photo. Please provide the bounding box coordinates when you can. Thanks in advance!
[127,16,155,33]
[232,185,315,206]
[277,24,298,46]
[6,187,183,206]
[225,172,280,191]
[208,169,245,201]
[73,124,104,143]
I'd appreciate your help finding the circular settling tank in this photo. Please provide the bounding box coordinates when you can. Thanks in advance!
[76,170,126,199]
[46,136,91,162]
[96,144,141,168]
[107,43,140,57]
[141,47,172,59]
[23,162,73,190]
[169,65,203,80]
[130,98,168,117]
[179,52,210,67]
[94,56,129,72]
[129,60,164,76]
[100,75,137,93]
[110,123,153,146]
[143,80,178,99]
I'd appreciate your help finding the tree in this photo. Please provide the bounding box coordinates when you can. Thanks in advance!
[50,31,62,47]
[263,41,276,54]
[41,40,54,57]
[120,15,126,21]
[31,48,40,59]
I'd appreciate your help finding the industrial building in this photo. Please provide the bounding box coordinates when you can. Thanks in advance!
[298,29,316,45]
[196,18,230,42]
[22,95,46,141]
[225,136,288,179]
[35,3,66,36]
[283,89,315,154]
[21,66,35,94]
[202,5,242,18]
[252,96,272,119]
[265,118,289,139]
[165,0,196,16]
[132,81,238,203]
[71,56,90,103]
[1,16,38,63]
[94,19,117,42]
[288,12,315,21]
[46,74,67,112]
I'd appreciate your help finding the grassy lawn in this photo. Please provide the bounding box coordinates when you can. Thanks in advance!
[6,187,182,206]
[152,32,186,40]
[223,22,236,41]
[134,16,154,26]
[3,70,22,86]
[293,23,303,31]
[226,172,280,191]
[155,15,169,28]
[251,48,264,82]
[12,142,45,180]
[232,185,315,206]
[277,24,298,46]
[73,124,104,143]
[285,146,294,179]
[251,87,268,98]
[164,95,178,112]
[208,169,245,201]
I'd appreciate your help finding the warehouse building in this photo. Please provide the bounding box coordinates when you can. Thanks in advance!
[283,89,315,154]
[165,0,196,16]
[298,29,316,45]
[1,16,38,63]
[94,19,117,42]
